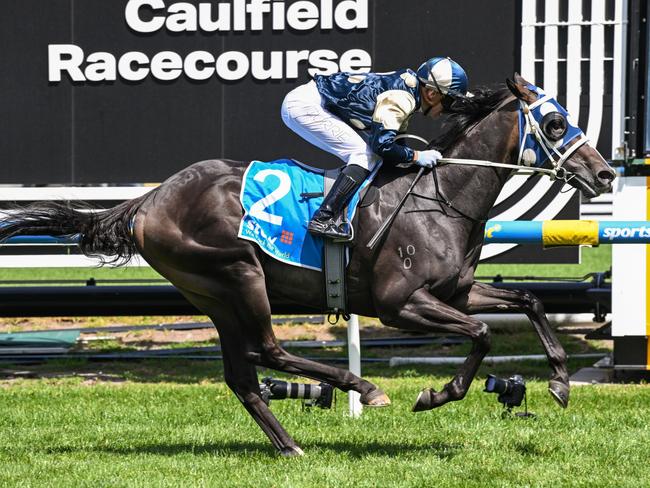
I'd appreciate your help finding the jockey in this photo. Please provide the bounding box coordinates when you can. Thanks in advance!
[281,56,469,240]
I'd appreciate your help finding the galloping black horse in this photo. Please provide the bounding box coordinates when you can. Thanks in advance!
[1,75,615,455]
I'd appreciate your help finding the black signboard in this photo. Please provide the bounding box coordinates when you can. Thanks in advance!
[1,0,518,184]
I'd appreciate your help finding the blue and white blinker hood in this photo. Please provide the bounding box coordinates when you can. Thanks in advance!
[517,83,589,175]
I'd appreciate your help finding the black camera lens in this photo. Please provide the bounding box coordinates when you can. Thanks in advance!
[484,374,509,394]
[259,378,334,409]
[484,374,527,410]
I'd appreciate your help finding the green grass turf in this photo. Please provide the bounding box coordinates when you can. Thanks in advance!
[0,266,164,284]
[0,366,648,487]
[0,322,629,487]
[476,244,611,279]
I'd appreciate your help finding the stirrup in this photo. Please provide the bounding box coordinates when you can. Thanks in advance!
[331,222,353,242]
[307,218,352,241]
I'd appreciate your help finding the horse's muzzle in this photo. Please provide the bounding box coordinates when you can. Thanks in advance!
[569,164,616,198]
[596,167,616,194]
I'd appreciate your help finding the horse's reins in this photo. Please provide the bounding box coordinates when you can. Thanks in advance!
[366,97,590,250]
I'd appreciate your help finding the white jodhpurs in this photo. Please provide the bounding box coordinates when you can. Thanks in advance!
[281,80,380,171]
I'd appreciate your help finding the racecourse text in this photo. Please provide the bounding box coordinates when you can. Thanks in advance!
[125,0,369,33]
[48,46,372,83]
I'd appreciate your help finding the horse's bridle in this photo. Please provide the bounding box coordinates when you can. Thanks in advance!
[413,95,590,183]
[516,95,589,183]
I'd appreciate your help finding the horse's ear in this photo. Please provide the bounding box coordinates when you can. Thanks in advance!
[506,78,522,99]
[513,72,528,85]
[507,73,537,104]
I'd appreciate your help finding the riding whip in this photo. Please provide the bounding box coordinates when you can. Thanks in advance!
[367,166,426,250]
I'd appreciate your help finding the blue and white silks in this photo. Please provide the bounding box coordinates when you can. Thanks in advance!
[238,159,379,271]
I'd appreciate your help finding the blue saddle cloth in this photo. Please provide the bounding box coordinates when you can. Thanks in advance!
[238,159,379,271]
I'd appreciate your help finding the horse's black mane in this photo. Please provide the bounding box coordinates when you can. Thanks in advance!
[429,85,513,152]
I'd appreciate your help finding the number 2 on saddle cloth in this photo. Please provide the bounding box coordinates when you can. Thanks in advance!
[237,158,381,271]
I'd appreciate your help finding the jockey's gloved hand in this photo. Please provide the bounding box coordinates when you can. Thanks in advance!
[414,149,443,168]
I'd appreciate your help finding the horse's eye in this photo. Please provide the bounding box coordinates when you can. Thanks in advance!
[541,112,568,141]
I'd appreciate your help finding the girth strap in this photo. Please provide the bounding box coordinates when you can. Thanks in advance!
[323,240,348,321]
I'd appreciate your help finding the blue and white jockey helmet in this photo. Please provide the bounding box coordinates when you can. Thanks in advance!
[416,57,468,97]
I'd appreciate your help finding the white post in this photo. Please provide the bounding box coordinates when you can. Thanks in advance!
[543,0,559,96]
[347,314,363,417]
[612,178,648,337]
[586,0,606,145]
[566,0,583,120]
[520,0,537,82]
[612,0,628,160]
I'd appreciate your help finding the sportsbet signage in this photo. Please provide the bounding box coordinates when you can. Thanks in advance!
[49,0,371,83]
[602,224,650,241]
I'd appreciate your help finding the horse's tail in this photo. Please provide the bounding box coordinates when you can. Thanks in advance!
[0,193,153,265]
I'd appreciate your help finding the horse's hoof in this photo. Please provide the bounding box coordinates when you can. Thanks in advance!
[360,387,391,407]
[412,388,435,412]
[548,380,570,408]
[280,446,304,457]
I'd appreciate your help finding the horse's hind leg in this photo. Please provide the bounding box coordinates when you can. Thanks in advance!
[179,276,387,455]
[452,281,569,408]
[180,289,303,456]
[220,331,305,456]
[384,288,491,411]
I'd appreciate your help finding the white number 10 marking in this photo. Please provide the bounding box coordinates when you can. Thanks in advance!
[397,245,416,270]
[249,169,292,226]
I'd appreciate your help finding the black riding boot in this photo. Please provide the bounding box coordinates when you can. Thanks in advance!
[308,164,370,240]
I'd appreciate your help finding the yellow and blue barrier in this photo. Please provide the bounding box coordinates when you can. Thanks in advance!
[484,220,650,245]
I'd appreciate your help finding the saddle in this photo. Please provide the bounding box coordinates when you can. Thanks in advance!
[237,159,380,319]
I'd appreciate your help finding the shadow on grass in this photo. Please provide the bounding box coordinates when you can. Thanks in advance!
[42,439,461,459]
[43,441,274,457]
[307,440,462,459]
[513,440,544,457]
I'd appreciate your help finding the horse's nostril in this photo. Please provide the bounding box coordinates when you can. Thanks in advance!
[598,169,616,183]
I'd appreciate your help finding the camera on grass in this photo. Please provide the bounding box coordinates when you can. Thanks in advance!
[484,374,526,408]
[259,377,334,409]
[484,374,534,418]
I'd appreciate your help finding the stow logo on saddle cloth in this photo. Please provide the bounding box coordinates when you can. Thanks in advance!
[238,159,379,271]
[517,84,586,168]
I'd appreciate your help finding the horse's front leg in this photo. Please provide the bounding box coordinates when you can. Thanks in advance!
[451,281,569,408]
[382,287,492,412]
